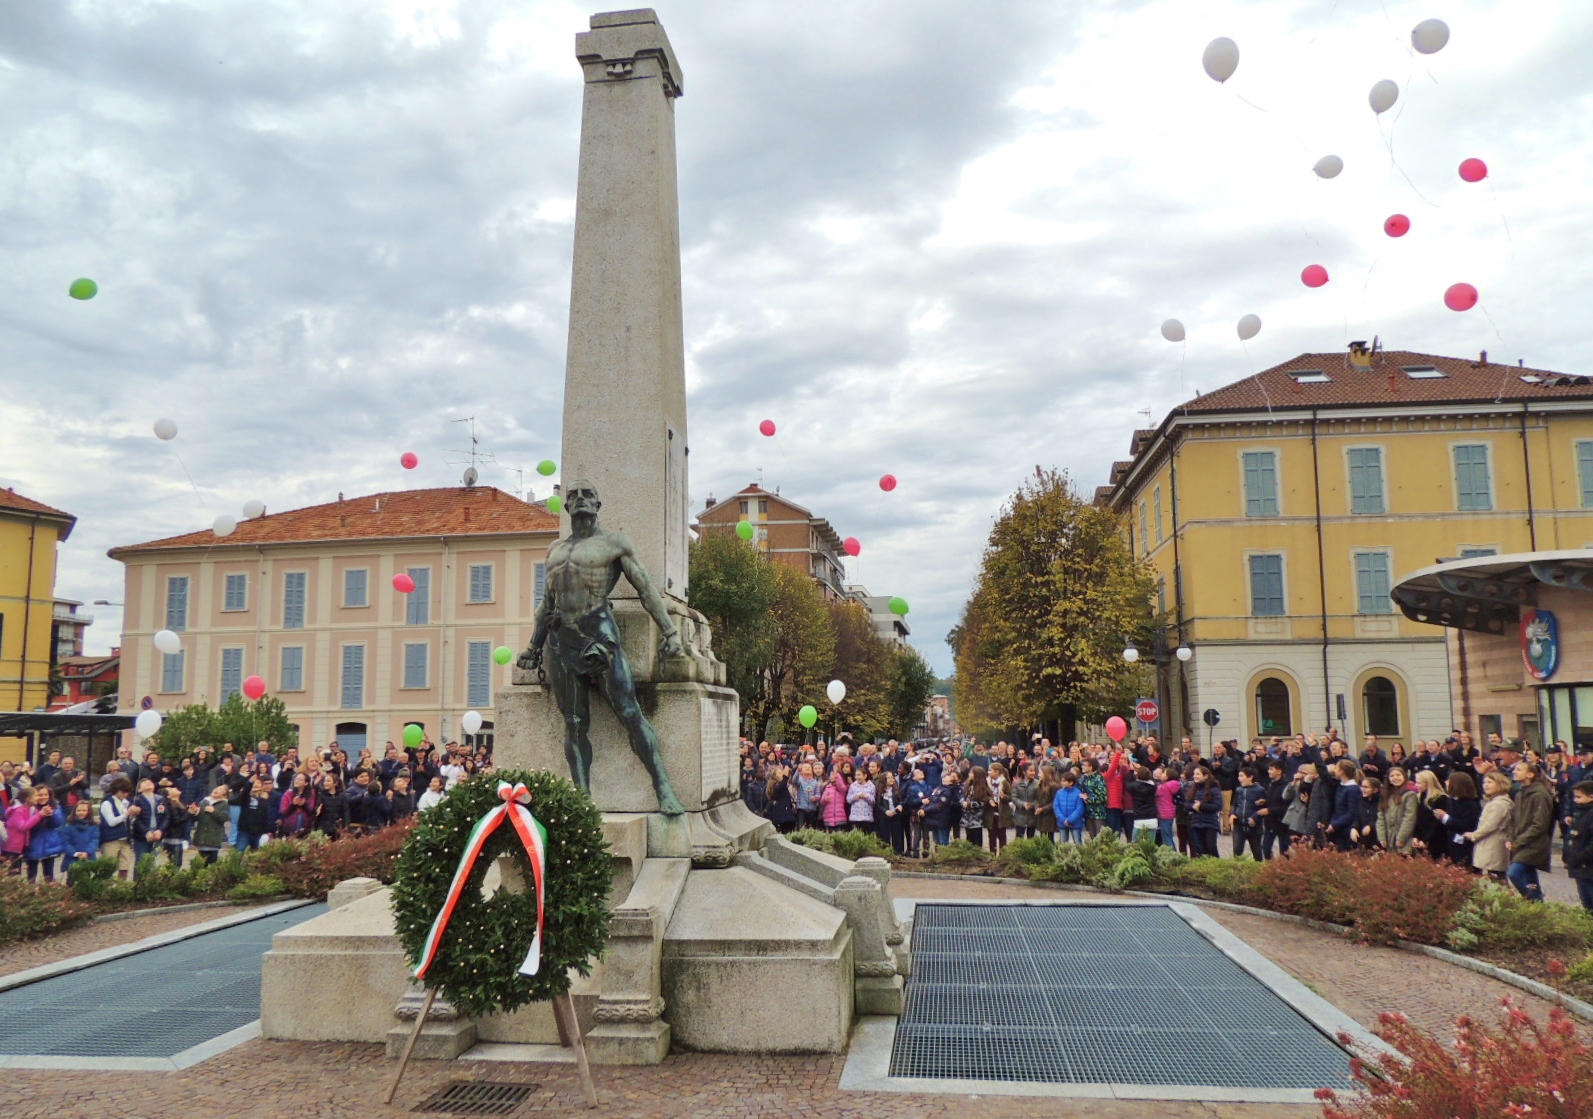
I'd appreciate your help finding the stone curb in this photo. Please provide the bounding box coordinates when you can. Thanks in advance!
[891,870,1593,1025]
[92,899,256,924]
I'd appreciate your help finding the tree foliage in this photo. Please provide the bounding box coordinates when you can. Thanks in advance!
[687,533,778,704]
[147,695,299,760]
[888,645,938,739]
[953,467,1155,728]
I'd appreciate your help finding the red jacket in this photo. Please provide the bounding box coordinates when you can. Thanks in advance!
[1104,754,1127,811]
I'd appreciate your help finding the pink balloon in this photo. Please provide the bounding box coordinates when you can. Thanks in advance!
[843,537,861,557]
[1384,214,1410,237]
[1458,158,1488,183]
[1104,716,1128,743]
[1444,282,1479,312]
[1301,264,1329,288]
[400,452,418,469]
[879,474,897,492]
[758,419,776,437]
[241,675,266,701]
[393,573,416,594]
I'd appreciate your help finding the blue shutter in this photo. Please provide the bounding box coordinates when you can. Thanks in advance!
[1579,442,1593,508]
[220,648,244,701]
[406,568,430,625]
[533,562,547,607]
[344,568,368,608]
[1249,555,1285,616]
[283,572,307,629]
[1454,445,1491,511]
[1355,552,1393,614]
[468,641,492,707]
[468,564,493,603]
[341,645,365,709]
[161,650,185,692]
[280,646,304,692]
[1348,449,1384,514]
[1243,452,1278,516]
[404,643,429,689]
[1153,488,1164,542]
[166,576,189,631]
[223,574,247,612]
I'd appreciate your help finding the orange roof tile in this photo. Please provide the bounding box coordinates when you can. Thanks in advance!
[0,487,76,534]
[110,487,556,556]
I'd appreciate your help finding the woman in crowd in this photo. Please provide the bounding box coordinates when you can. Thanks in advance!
[821,760,852,832]
[985,762,1011,853]
[1467,770,1515,881]
[919,770,960,848]
[162,785,192,866]
[58,798,100,876]
[846,766,877,831]
[189,785,230,866]
[1388,741,1409,771]
[763,764,796,834]
[1126,764,1159,841]
[1507,760,1557,902]
[793,762,821,831]
[1078,758,1107,840]
[22,786,64,882]
[236,776,274,850]
[314,772,346,837]
[741,760,769,818]
[1305,762,1339,849]
[1376,767,1420,855]
[1186,767,1222,857]
[876,772,905,855]
[1035,766,1060,843]
[1154,766,1180,849]
[1436,771,1482,868]
[4,785,51,877]
[1410,769,1450,858]
[1010,763,1040,840]
[1326,761,1363,851]
[961,767,991,848]
[1282,762,1314,847]
[278,772,318,839]
[1353,776,1383,851]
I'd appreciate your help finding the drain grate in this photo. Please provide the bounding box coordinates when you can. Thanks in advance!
[414,1081,538,1115]
[888,903,1351,1089]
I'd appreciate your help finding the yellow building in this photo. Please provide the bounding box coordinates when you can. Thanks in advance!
[0,488,77,762]
[110,487,556,756]
[1101,347,1593,749]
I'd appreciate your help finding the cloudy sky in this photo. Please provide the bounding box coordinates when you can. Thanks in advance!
[3,0,1591,675]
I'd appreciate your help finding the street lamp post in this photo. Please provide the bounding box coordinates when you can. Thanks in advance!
[1123,625,1193,740]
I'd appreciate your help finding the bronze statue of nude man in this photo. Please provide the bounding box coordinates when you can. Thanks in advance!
[519,480,686,815]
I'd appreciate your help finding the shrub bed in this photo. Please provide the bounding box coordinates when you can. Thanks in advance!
[784,827,894,862]
[0,874,93,947]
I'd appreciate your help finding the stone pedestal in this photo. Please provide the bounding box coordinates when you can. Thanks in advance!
[262,888,410,1043]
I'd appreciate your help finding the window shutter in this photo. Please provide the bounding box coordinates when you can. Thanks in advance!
[406,568,430,625]
[283,572,307,629]
[341,645,365,709]
[468,641,491,707]
[166,577,189,631]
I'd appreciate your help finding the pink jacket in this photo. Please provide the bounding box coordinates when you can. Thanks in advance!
[820,774,849,827]
[3,804,44,855]
[1155,779,1182,821]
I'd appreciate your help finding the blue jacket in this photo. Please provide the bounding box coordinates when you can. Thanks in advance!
[1187,783,1222,829]
[920,783,960,828]
[99,797,133,844]
[1233,783,1265,826]
[58,818,100,861]
[1330,781,1362,831]
[26,806,65,859]
[1052,786,1085,829]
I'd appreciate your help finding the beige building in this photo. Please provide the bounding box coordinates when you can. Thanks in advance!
[697,483,849,599]
[110,487,557,755]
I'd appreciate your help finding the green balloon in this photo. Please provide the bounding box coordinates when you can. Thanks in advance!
[736,520,755,541]
[888,596,910,616]
[69,278,98,300]
[548,494,563,514]
[403,723,424,748]
[798,704,818,728]
[493,645,514,665]
[537,460,557,477]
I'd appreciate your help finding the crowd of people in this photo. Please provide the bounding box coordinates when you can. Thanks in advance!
[738,728,1593,910]
[0,737,493,883]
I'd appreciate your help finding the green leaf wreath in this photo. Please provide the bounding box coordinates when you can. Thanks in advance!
[389,770,612,1019]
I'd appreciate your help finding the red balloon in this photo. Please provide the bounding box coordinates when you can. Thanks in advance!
[1104,716,1128,743]
[1384,214,1410,237]
[393,573,416,594]
[400,452,418,469]
[1458,158,1488,183]
[1301,264,1329,288]
[241,675,266,701]
[843,537,861,557]
[1444,282,1479,312]
[879,474,897,492]
[758,419,776,437]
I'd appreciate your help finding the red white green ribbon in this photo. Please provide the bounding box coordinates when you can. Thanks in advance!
[414,781,548,980]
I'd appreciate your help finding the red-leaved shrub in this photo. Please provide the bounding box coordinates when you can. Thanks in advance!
[271,820,415,899]
[1245,848,1475,946]
[1317,999,1593,1119]
[1246,845,1360,926]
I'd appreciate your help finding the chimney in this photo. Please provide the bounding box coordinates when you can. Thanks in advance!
[374,497,382,513]
[1387,372,1399,393]
[704,494,717,509]
[337,492,344,502]
[1479,350,1488,364]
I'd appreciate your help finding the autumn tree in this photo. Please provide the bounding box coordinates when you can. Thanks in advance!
[887,645,938,739]
[953,467,1154,730]
[688,532,779,710]
[826,598,895,740]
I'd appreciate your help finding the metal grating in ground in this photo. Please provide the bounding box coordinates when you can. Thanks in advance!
[0,903,326,1059]
[888,903,1352,1088]
[414,1081,538,1115]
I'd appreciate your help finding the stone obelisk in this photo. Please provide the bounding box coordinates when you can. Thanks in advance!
[561,9,689,604]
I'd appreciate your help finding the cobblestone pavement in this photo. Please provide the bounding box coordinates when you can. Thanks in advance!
[0,904,260,979]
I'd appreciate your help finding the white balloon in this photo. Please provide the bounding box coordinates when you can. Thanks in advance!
[1368,79,1399,115]
[1237,314,1262,341]
[1313,154,1344,179]
[461,710,483,735]
[153,629,182,655]
[135,709,163,738]
[242,499,266,519]
[153,418,178,441]
[1201,37,1239,83]
[1411,18,1449,55]
[213,514,237,537]
[1160,319,1186,343]
[826,679,847,705]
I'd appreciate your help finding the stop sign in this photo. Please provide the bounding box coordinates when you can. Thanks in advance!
[1136,699,1160,724]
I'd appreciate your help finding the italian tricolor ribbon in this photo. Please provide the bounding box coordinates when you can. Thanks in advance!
[414,781,548,980]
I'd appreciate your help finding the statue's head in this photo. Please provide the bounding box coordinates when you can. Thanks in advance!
[565,479,601,518]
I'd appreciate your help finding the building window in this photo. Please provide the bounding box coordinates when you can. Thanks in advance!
[1256,677,1292,736]
[1139,503,1149,553]
[1153,487,1164,543]
[1454,444,1492,511]
[534,562,547,607]
[403,642,429,689]
[467,641,492,708]
[1242,451,1279,516]
[468,564,494,603]
[406,567,430,625]
[1460,547,1497,559]
[1156,578,1166,617]
[344,568,369,608]
[1347,448,1385,514]
[1248,554,1285,616]
[280,646,304,692]
[334,721,367,755]
[1363,676,1400,735]
[1354,551,1394,614]
[738,500,748,514]
[222,573,247,612]
[283,572,307,629]
[165,576,189,631]
[341,644,365,709]
[160,650,185,693]
[1579,442,1593,508]
[220,647,244,702]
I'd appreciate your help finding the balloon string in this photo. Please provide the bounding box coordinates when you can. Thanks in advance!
[1228,89,1268,113]
[1479,301,1506,344]
[1179,340,1186,400]
[1489,181,1515,255]
[1240,340,1273,415]
[170,449,207,511]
